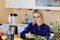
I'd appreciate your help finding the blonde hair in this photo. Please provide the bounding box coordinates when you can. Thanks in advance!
[33,9,44,24]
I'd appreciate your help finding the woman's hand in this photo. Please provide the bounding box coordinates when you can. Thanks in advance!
[25,32,33,38]
[34,38,39,40]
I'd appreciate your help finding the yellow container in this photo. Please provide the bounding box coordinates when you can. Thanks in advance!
[14,38,23,40]
[18,20,23,24]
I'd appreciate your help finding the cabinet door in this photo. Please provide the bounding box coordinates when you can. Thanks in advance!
[6,0,34,8]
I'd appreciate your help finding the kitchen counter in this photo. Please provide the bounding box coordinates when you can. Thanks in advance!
[2,24,28,34]
[1,24,54,40]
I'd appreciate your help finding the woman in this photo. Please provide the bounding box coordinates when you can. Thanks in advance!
[20,9,50,40]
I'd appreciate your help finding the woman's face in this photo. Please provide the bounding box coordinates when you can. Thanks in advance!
[33,13,41,24]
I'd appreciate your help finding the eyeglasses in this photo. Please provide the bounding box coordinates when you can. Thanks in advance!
[33,16,40,18]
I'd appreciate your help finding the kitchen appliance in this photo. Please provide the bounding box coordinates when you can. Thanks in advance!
[9,25,18,40]
[0,24,4,33]
[8,13,18,25]
[9,25,18,34]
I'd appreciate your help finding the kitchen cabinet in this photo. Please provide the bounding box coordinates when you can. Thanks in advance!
[6,0,60,10]
[6,0,34,8]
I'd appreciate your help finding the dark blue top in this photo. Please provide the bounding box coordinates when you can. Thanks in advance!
[20,23,50,39]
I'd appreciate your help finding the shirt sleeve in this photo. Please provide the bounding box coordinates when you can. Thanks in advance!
[44,25,50,39]
[20,23,32,38]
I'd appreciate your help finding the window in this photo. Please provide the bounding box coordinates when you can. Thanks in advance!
[35,0,60,7]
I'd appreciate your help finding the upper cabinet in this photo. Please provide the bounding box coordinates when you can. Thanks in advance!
[6,0,35,8]
[6,0,60,10]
